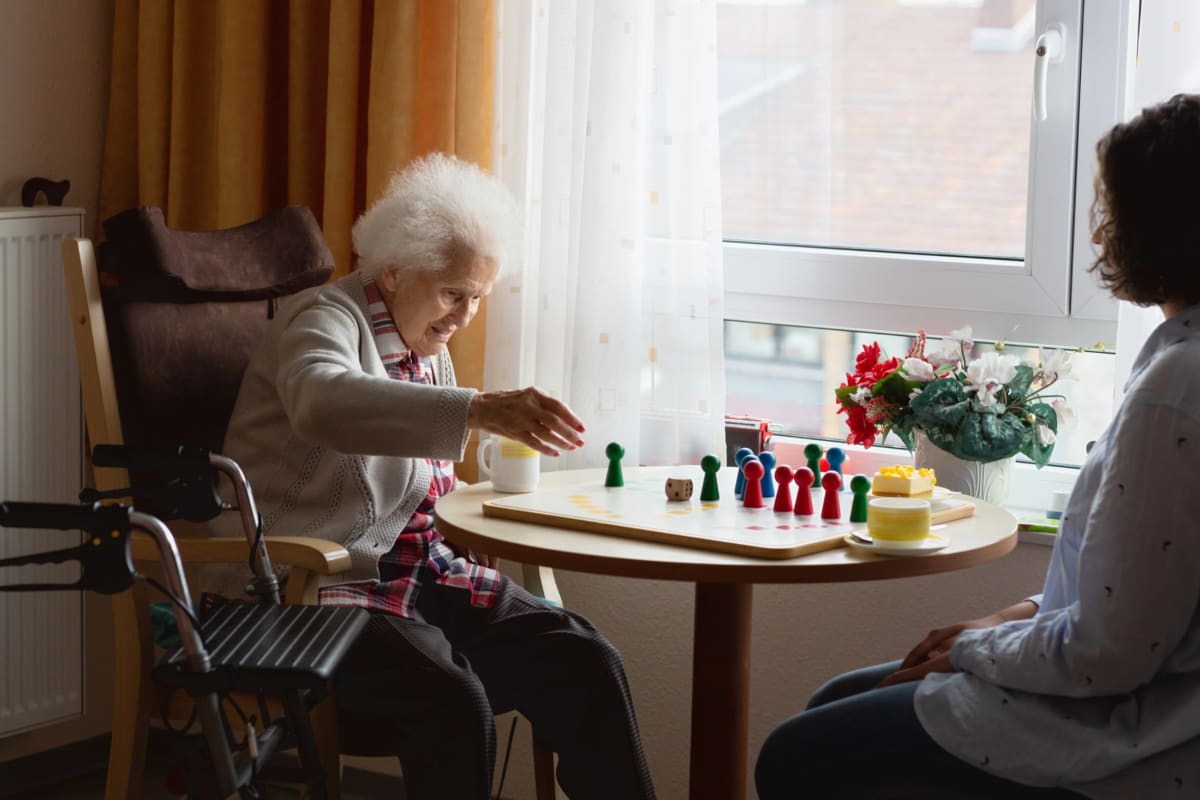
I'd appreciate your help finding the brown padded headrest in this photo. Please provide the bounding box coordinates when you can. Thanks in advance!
[101,205,333,299]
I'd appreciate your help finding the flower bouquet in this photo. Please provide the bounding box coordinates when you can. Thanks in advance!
[834,327,1072,467]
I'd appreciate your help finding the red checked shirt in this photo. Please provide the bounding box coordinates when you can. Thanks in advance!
[317,276,501,618]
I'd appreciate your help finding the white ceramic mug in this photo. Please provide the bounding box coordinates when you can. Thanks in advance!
[477,435,540,493]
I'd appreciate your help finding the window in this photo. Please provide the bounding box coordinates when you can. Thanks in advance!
[725,320,1114,468]
[718,0,1137,468]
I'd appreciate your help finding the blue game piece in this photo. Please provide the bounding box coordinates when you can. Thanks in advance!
[758,450,777,498]
[825,447,846,486]
[733,447,755,500]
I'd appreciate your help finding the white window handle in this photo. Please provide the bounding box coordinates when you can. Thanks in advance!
[1034,23,1066,121]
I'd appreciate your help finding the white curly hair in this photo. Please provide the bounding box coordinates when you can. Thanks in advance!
[352,152,521,279]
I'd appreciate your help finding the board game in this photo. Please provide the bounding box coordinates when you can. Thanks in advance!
[482,465,976,559]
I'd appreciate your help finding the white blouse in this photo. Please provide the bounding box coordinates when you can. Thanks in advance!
[915,302,1200,798]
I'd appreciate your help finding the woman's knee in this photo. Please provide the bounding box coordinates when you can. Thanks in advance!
[806,660,900,709]
[756,714,824,800]
[556,623,628,684]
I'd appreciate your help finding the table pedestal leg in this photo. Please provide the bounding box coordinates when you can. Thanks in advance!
[689,581,753,800]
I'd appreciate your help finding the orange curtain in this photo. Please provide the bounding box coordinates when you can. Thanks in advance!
[99,0,495,479]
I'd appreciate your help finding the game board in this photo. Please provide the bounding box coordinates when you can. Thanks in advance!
[482,466,975,559]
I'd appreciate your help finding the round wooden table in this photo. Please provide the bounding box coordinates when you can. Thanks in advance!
[435,467,1018,800]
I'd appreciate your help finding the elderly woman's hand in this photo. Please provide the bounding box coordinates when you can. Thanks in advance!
[469,387,586,457]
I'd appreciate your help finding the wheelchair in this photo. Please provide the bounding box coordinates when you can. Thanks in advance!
[0,445,367,799]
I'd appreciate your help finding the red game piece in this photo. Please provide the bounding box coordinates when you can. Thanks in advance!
[793,467,814,515]
[773,465,794,512]
[742,458,766,508]
[821,472,842,520]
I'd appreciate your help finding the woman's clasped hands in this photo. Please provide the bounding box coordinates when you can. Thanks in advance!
[877,599,1038,687]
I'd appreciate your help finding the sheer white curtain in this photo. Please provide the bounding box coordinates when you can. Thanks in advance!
[488,0,726,470]
[1112,4,1200,403]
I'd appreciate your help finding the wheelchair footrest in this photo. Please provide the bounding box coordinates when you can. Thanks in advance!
[153,603,367,694]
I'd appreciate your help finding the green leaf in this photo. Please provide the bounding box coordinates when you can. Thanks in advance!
[954,412,1024,461]
[1005,365,1035,404]
[910,378,970,429]
[1018,402,1058,468]
[886,424,916,452]
[871,370,918,406]
[834,383,860,406]
[1028,402,1057,432]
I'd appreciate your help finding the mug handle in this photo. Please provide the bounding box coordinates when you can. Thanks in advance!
[477,437,494,481]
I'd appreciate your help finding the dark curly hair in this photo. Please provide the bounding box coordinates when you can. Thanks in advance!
[1089,93,1200,307]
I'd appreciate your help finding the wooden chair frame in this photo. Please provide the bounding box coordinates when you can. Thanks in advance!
[62,236,562,799]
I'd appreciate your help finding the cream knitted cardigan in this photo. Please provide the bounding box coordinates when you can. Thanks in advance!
[221,272,476,587]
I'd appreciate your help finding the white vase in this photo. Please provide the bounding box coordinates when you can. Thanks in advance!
[913,430,1013,506]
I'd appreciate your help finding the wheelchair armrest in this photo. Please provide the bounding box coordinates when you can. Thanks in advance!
[130,534,352,576]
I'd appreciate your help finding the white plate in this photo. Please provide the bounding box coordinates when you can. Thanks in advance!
[843,532,950,557]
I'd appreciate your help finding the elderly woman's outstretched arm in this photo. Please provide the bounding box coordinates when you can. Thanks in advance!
[274,301,475,459]
[272,291,584,460]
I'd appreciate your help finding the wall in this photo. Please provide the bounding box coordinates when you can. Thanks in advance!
[499,541,1050,799]
[0,0,112,227]
[0,0,114,765]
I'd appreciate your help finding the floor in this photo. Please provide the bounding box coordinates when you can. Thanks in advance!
[0,737,407,800]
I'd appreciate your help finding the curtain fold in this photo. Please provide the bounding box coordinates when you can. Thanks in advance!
[101,0,495,272]
[100,0,495,479]
[490,0,726,469]
[1112,4,1200,405]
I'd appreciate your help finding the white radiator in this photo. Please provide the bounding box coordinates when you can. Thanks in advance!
[0,207,85,736]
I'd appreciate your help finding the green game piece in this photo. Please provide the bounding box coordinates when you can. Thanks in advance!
[699,454,721,501]
[804,443,823,488]
[849,474,871,523]
[605,442,626,487]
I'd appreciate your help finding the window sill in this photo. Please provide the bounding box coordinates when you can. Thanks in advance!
[1017,529,1058,547]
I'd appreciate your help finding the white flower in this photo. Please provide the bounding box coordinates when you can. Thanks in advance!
[963,351,1017,410]
[1037,423,1057,447]
[909,388,923,401]
[850,386,873,406]
[966,350,1018,389]
[1039,348,1075,382]
[1052,398,1076,428]
[927,349,960,368]
[929,326,974,368]
[902,358,937,382]
[946,325,975,352]
[973,381,1004,408]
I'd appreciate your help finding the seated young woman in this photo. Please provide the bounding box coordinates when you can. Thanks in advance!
[755,93,1200,799]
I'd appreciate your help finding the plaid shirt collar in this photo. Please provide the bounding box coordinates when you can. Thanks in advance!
[362,273,425,380]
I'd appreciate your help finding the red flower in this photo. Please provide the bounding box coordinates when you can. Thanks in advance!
[872,357,901,384]
[907,329,927,360]
[854,342,884,376]
[836,341,911,449]
[842,404,877,449]
[850,342,901,385]
[865,396,899,425]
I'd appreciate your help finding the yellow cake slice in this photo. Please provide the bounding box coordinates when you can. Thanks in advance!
[871,465,936,498]
[867,497,932,546]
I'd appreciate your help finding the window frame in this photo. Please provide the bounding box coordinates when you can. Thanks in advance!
[721,0,1138,349]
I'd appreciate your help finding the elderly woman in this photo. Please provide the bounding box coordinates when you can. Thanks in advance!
[756,94,1200,799]
[222,154,655,799]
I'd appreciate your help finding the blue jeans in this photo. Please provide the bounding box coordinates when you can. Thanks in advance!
[755,661,1087,800]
